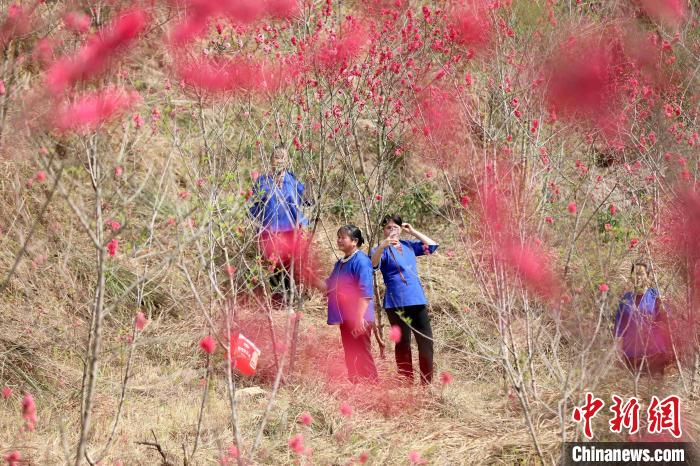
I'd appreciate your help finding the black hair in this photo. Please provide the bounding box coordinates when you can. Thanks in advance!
[338,224,364,247]
[631,261,651,275]
[380,214,403,228]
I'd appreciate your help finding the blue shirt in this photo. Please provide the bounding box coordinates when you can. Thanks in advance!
[326,251,375,325]
[371,239,438,309]
[248,171,309,232]
[614,288,668,358]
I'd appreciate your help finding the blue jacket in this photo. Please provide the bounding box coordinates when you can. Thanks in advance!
[326,251,375,325]
[614,288,669,358]
[248,171,310,232]
[371,239,438,309]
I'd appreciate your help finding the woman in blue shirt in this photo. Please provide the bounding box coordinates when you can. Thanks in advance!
[614,261,672,377]
[371,214,438,384]
[248,146,310,307]
[316,225,378,383]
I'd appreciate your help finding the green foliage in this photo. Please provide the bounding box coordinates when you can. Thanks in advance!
[595,210,622,240]
[330,198,356,223]
[394,182,442,225]
[510,0,545,36]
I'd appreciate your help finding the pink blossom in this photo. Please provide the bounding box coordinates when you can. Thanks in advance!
[114,166,123,178]
[312,20,368,75]
[2,386,12,399]
[133,113,144,129]
[389,325,402,343]
[439,371,454,385]
[298,411,313,426]
[0,79,5,95]
[35,171,46,183]
[3,451,21,466]
[52,88,142,134]
[46,9,149,94]
[0,3,32,46]
[543,32,632,139]
[34,38,54,63]
[500,241,562,302]
[135,311,147,330]
[21,393,37,431]
[447,5,491,50]
[200,335,216,354]
[107,220,121,232]
[176,56,296,94]
[227,444,239,458]
[567,202,577,214]
[339,403,353,416]
[599,283,609,293]
[409,451,426,464]
[63,11,91,34]
[638,0,687,27]
[107,238,119,257]
[288,433,305,454]
[169,0,298,45]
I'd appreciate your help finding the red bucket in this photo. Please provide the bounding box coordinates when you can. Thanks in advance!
[229,332,261,376]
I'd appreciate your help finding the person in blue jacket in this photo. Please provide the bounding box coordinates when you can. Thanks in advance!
[316,225,378,383]
[371,214,438,384]
[614,261,673,377]
[248,146,310,307]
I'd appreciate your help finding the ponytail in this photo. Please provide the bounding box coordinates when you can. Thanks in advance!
[338,224,365,248]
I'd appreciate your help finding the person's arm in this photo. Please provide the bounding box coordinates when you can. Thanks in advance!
[287,171,312,207]
[312,275,328,293]
[371,238,396,268]
[403,223,437,245]
[613,296,625,338]
[654,297,672,338]
[351,260,374,336]
[350,298,371,336]
[295,174,313,207]
[403,223,438,256]
[285,172,310,229]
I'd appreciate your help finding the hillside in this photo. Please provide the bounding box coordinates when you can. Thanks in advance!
[1,0,699,465]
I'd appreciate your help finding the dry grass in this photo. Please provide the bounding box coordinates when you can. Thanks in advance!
[4,216,695,465]
[0,209,546,465]
[2,162,699,465]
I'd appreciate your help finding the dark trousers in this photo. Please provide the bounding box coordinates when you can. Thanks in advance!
[260,230,299,307]
[624,353,673,377]
[385,305,434,384]
[339,324,378,383]
[269,265,292,307]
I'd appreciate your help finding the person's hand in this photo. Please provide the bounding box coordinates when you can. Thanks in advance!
[613,337,624,352]
[380,237,399,249]
[402,223,415,234]
[350,320,369,338]
[313,276,327,293]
